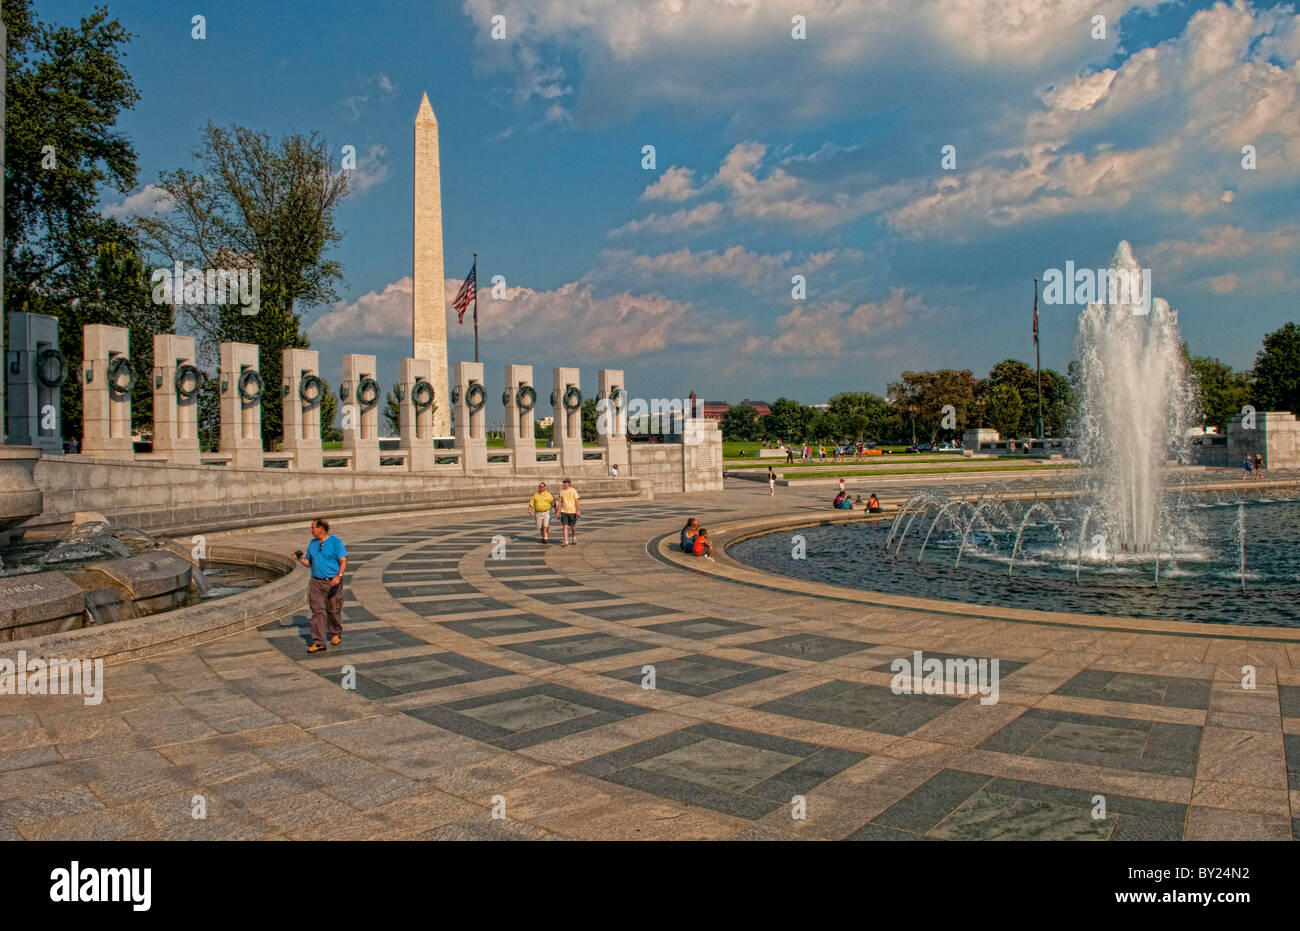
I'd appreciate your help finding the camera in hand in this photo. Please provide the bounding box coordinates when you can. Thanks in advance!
[294,550,304,559]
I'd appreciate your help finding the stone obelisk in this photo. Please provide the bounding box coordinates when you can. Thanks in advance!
[413,93,450,437]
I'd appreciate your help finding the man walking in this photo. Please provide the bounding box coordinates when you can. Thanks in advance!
[558,477,581,546]
[294,518,347,653]
[528,481,556,544]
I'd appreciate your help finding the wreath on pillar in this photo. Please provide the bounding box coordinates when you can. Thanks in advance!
[516,385,537,412]
[299,373,324,407]
[356,376,380,413]
[107,356,137,397]
[412,379,435,413]
[175,364,203,400]
[563,385,583,412]
[36,349,66,389]
[465,382,487,414]
[237,369,264,403]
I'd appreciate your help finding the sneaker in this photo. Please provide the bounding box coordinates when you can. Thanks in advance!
[330,635,341,645]
[307,644,327,653]
[562,541,570,547]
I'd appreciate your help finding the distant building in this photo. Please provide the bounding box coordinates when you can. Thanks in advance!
[692,397,772,422]
[536,416,554,429]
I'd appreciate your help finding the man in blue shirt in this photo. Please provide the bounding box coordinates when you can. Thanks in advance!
[293,518,348,653]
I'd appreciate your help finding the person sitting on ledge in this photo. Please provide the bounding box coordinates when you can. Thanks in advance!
[681,517,700,553]
[693,527,714,558]
[867,493,882,513]
[833,490,854,510]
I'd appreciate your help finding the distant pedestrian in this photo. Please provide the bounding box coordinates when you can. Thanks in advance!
[294,518,348,653]
[786,447,794,464]
[1241,455,1253,480]
[610,463,619,477]
[1253,453,1264,480]
[768,467,776,496]
[681,517,700,553]
[838,477,846,494]
[558,478,581,546]
[528,481,556,544]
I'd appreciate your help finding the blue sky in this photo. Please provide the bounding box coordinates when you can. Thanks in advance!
[56,0,1300,412]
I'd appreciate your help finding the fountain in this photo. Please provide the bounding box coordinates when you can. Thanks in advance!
[731,242,1300,627]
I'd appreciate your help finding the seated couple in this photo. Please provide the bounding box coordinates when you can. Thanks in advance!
[679,517,714,559]
[833,491,881,512]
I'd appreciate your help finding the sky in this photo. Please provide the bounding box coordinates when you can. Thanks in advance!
[49,0,1300,415]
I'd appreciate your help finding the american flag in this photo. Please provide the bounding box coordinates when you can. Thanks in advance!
[453,261,476,323]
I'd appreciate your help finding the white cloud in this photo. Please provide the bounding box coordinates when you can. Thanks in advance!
[598,244,859,293]
[640,166,702,202]
[608,201,723,237]
[751,288,922,359]
[349,144,391,194]
[101,184,175,219]
[308,277,412,348]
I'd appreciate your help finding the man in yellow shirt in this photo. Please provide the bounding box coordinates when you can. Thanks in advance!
[557,478,581,547]
[527,482,557,544]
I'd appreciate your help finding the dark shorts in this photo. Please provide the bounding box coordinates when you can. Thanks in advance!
[560,512,578,527]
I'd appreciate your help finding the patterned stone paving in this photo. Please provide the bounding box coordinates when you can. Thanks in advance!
[1,481,1298,840]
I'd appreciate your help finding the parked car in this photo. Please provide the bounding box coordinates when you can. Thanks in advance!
[936,443,960,452]
[906,442,934,453]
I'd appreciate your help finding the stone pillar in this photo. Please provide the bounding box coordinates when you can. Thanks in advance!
[551,366,584,471]
[453,361,487,471]
[413,93,450,437]
[398,358,436,471]
[152,334,200,465]
[6,312,62,453]
[597,368,628,473]
[219,342,263,470]
[80,324,133,459]
[281,348,323,471]
[340,353,380,472]
[504,364,536,471]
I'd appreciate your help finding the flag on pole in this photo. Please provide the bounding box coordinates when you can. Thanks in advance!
[1032,279,1039,346]
[453,261,477,324]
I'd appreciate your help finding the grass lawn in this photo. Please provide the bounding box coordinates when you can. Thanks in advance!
[780,463,1078,479]
[722,441,764,458]
[724,455,967,469]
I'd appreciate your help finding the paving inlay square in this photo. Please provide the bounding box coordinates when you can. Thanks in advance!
[743,634,876,662]
[440,613,571,639]
[605,654,781,697]
[572,722,867,820]
[755,680,962,736]
[407,682,648,749]
[530,589,622,606]
[635,738,801,793]
[978,708,1202,777]
[572,602,672,621]
[860,771,1187,840]
[1279,685,1300,718]
[261,624,427,656]
[501,632,655,665]
[321,651,511,698]
[640,617,761,640]
[1054,669,1212,709]
[1285,733,1300,790]
[403,597,518,617]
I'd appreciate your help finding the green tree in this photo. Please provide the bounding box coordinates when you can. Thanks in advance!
[319,378,339,444]
[3,0,140,314]
[581,397,598,442]
[887,370,977,443]
[1184,349,1251,430]
[720,403,761,441]
[761,397,815,444]
[383,389,401,437]
[138,123,349,447]
[1248,323,1300,416]
[826,391,890,441]
[985,383,1024,438]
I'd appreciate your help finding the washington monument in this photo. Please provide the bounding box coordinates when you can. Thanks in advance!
[413,92,451,436]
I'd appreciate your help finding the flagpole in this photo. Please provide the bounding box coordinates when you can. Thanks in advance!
[472,252,479,364]
[1034,277,1043,441]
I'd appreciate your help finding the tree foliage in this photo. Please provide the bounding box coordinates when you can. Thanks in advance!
[137,123,349,446]
[1250,322,1300,416]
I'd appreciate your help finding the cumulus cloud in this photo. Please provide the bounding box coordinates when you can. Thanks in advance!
[640,166,703,202]
[608,201,723,237]
[102,184,175,219]
[598,245,858,293]
[348,144,391,194]
[748,288,924,359]
[308,277,413,348]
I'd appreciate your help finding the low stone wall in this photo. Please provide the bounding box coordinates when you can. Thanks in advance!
[628,427,723,494]
[30,455,655,536]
